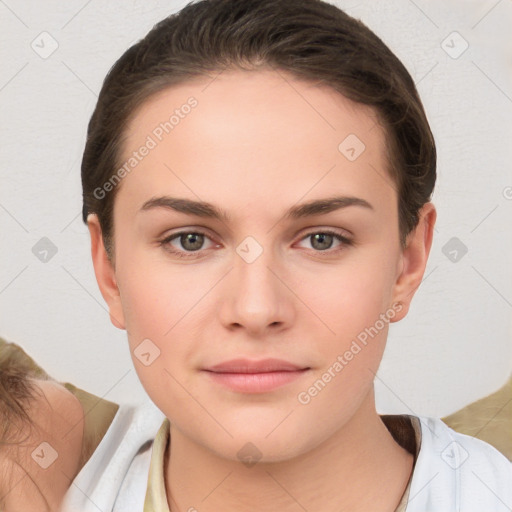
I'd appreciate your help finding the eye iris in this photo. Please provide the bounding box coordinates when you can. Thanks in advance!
[181,233,204,251]
[311,233,333,251]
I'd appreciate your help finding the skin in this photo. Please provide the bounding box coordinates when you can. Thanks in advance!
[0,379,84,511]
[89,68,436,511]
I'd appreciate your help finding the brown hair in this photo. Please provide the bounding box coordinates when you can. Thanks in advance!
[81,0,436,258]
[0,339,51,448]
[0,339,58,509]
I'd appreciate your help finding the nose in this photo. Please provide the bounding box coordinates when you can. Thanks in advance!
[218,245,294,336]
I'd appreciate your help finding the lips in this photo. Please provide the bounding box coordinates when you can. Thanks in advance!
[204,358,308,373]
[202,358,310,393]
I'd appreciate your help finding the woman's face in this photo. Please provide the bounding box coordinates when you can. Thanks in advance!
[90,69,434,462]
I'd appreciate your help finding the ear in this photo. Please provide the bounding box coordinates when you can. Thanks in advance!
[390,202,437,322]
[87,214,126,330]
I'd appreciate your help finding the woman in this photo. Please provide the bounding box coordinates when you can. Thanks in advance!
[2,0,511,510]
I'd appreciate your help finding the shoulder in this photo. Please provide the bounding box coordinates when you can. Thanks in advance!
[442,375,512,461]
[406,416,512,512]
[60,400,165,512]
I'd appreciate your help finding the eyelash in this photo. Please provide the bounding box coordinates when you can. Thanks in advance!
[159,229,353,259]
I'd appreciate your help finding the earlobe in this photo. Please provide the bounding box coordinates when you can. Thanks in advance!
[87,214,126,330]
[389,202,437,323]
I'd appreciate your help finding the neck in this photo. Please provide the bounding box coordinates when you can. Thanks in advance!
[165,389,414,512]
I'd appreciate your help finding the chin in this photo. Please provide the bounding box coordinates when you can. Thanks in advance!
[198,419,315,465]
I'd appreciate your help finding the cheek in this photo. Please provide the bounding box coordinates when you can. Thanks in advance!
[295,265,392,418]
[116,247,197,338]
[294,250,396,406]
[303,255,396,341]
[114,250,211,392]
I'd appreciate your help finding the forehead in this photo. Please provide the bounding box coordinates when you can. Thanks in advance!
[117,69,395,218]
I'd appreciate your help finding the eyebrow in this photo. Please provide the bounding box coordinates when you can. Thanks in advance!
[139,195,374,223]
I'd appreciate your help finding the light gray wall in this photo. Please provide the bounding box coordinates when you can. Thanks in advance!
[1,0,511,416]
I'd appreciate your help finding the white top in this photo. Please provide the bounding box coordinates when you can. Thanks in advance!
[60,405,512,512]
[60,400,165,512]
[405,416,512,511]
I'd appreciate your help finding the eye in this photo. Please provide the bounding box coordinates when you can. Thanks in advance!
[159,230,216,259]
[297,229,353,254]
[159,228,353,260]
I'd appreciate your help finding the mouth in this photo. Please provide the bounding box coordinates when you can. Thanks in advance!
[202,358,311,393]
